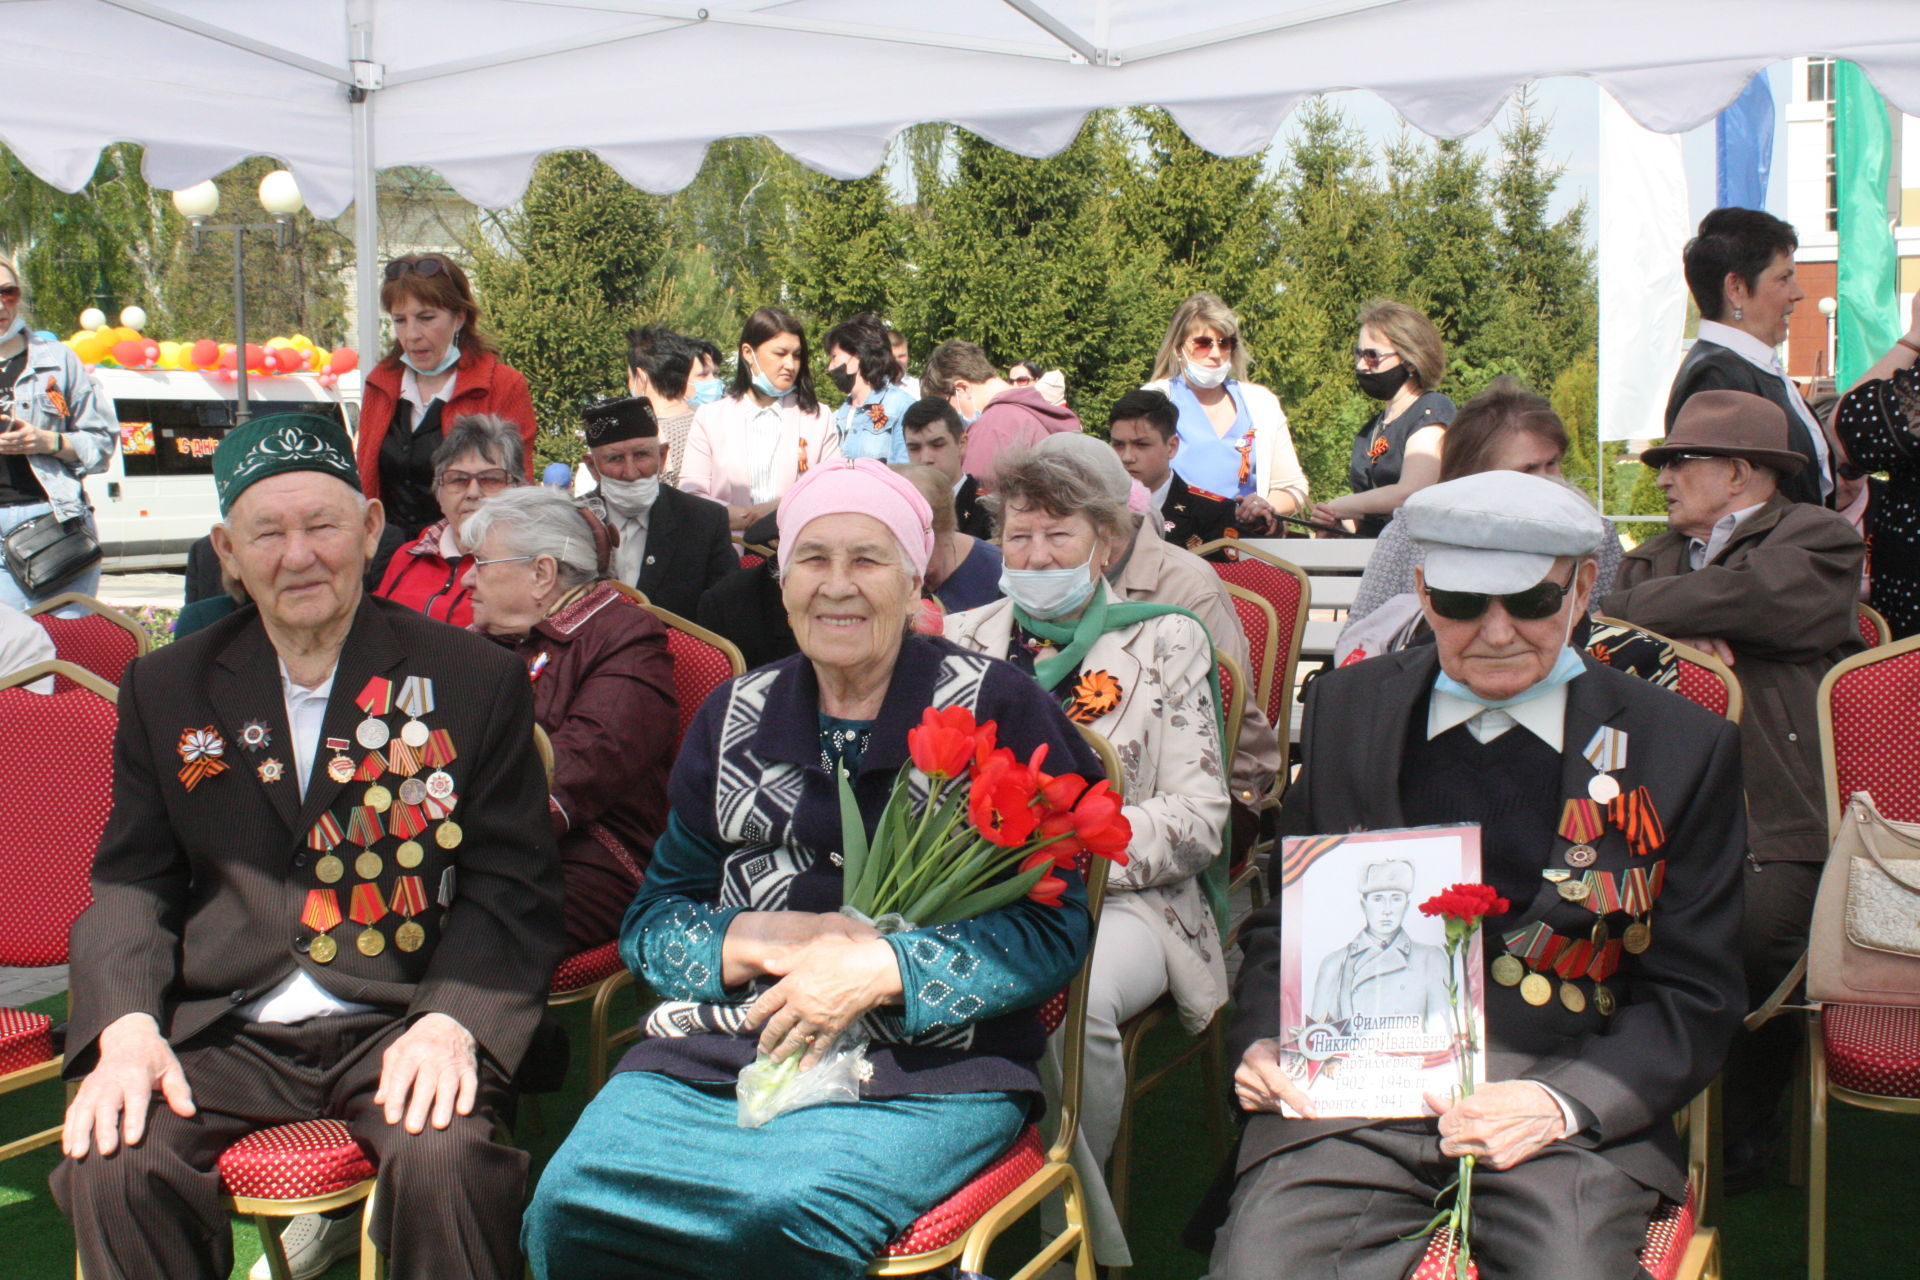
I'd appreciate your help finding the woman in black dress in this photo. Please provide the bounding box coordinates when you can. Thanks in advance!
[1312,299,1452,538]
[1832,293,1920,638]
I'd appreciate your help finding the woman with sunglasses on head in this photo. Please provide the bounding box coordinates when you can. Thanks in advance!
[1336,377,1622,663]
[1144,293,1307,535]
[356,254,536,571]
[679,305,840,532]
[1312,299,1453,538]
[0,256,118,615]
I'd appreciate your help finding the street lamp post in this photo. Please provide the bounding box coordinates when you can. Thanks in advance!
[1818,296,1839,386]
[170,171,306,424]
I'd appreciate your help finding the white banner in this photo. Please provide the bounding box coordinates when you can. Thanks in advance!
[1597,93,1691,443]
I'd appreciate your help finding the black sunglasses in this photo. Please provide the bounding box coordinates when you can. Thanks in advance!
[0,285,20,302]
[1428,570,1578,622]
[383,256,448,282]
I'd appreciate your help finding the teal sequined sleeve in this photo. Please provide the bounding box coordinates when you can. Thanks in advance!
[619,811,745,1003]
[884,876,1091,1037]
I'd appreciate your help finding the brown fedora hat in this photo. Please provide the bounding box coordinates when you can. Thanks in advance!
[1641,389,1807,474]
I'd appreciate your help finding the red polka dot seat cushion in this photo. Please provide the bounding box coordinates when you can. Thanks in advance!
[880,1124,1045,1257]
[0,684,118,967]
[662,626,738,746]
[31,612,141,688]
[551,941,624,994]
[218,1120,376,1200]
[1210,556,1307,729]
[1409,1185,1695,1280]
[0,1006,55,1075]
[1822,1003,1920,1097]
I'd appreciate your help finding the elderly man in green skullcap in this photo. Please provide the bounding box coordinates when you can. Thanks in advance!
[54,412,562,1280]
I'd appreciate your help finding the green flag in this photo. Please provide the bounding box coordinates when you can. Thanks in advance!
[1835,61,1901,388]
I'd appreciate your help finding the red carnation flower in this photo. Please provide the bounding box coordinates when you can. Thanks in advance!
[1418,883,1509,924]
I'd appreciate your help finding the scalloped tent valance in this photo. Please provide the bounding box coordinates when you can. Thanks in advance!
[11,0,1920,357]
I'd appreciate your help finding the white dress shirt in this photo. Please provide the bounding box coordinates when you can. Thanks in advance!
[399,364,457,415]
[1695,320,1831,499]
[1150,474,1175,522]
[1686,501,1767,571]
[612,511,649,584]
[236,660,378,1025]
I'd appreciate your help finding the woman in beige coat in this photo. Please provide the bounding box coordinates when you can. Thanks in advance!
[944,440,1230,1268]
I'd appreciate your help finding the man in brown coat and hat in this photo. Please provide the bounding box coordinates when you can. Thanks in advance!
[1602,387,1864,1192]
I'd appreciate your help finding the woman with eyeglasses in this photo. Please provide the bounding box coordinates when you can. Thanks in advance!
[1312,299,1453,538]
[374,415,526,626]
[679,306,840,531]
[1144,293,1307,535]
[0,256,118,614]
[356,254,537,565]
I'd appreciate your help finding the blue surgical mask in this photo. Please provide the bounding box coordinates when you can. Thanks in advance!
[746,351,790,401]
[689,377,726,407]
[1433,644,1587,711]
[1000,549,1099,620]
[402,337,461,377]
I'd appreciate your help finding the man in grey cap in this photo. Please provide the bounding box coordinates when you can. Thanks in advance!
[1603,387,1864,1192]
[1214,471,1747,1280]
[1309,859,1451,1031]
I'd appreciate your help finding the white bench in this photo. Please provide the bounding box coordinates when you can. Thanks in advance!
[1236,537,1377,740]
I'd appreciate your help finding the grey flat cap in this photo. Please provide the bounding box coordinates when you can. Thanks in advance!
[1401,472,1607,594]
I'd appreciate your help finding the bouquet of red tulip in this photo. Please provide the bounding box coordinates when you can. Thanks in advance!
[1415,882,1509,1280]
[842,705,1131,925]
[738,706,1131,1126]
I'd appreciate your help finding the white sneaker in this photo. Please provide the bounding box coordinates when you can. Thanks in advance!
[249,1210,362,1280]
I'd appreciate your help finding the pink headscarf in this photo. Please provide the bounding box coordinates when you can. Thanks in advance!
[776,458,936,578]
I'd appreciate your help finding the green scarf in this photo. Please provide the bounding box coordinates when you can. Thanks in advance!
[1013,583,1234,939]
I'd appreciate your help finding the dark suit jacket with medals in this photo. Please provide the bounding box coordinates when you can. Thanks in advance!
[1158,474,1239,560]
[586,484,737,621]
[954,473,995,541]
[65,594,564,1081]
[1665,339,1827,506]
[1227,648,1747,1202]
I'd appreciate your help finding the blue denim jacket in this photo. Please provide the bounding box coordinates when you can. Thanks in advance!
[832,381,914,464]
[6,336,118,520]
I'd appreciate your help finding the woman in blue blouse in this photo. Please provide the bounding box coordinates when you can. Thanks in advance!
[524,459,1100,1280]
[825,315,915,463]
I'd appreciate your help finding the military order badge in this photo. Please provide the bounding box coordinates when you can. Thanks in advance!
[1276,824,1486,1119]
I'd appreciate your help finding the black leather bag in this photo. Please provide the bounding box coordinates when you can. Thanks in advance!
[3,509,101,596]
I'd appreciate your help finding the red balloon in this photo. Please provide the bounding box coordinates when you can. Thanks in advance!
[328,347,360,375]
[217,368,237,383]
[218,348,238,371]
[111,339,148,367]
[243,344,267,372]
[190,339,220,369]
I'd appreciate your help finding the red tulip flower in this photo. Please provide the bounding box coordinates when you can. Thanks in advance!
[909,706,983,780]
[1070,780,1131,865]
[969,756,1039,848]
[1030,812,1085,867]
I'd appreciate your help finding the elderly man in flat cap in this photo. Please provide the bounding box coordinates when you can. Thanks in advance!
[1214,471,1747,1280]
[1602,387,1864,1192]
[578,394,736,620]
[53,412,563,1280]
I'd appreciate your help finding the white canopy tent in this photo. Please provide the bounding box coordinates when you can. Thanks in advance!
[11,0,1920,362]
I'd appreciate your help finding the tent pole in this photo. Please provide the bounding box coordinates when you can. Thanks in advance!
[350,12,381,371]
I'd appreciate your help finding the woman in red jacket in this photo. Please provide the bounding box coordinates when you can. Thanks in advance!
[375,414,525,626]
[358,253,537,558]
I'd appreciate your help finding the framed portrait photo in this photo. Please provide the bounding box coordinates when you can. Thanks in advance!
[1276,824,1485,1119]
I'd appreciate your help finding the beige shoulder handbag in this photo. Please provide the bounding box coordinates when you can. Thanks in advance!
[1808,791,1920,1006]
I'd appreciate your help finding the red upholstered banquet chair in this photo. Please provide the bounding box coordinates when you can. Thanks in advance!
[738,542,773,570]
[1194,539,1311,793]
[869,723,1120,1279]
[1586,617,1743,725]
[218,1122,381,1280]
[580,600,748,1086]
[1409,1086,1721,1280]
[0,661,116,1166]
[1857,602,1891,650]
[1807,633,1920,1280]
[26,592,148,690]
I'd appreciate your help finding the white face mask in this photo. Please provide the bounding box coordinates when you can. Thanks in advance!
[1000,547,1099,620]
[0,317,25,344]
[1183,359,1231,390]
[403,336,461,377]
[597,472,660,518]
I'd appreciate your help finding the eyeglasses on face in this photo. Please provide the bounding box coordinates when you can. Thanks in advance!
[437,468,513,493]
[384,256,448,282]
[470,553,534,569]
[1657,452,1731,472]
[1186,334,1237,355]
[1427,570,1578,623]
[1008,374,1035,386]
[1352,346,1399,368]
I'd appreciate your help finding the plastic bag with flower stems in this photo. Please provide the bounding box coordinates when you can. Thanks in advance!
[735,1028,874,1129]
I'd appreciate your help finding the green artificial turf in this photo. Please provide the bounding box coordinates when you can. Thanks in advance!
[5,989,1914,1278]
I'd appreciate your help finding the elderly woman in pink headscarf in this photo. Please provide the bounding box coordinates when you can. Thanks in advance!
[525,459,1106,1280]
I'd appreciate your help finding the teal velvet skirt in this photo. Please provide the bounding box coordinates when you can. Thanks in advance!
[523,1071,1027,1280]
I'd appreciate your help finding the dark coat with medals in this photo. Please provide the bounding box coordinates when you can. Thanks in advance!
[1158,474,1239,559]
[584,484,737,622]
[1228,649,1747,1202]
[1603,492,1864,863]
[954,473,995,541]
[64,594,564,1080]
